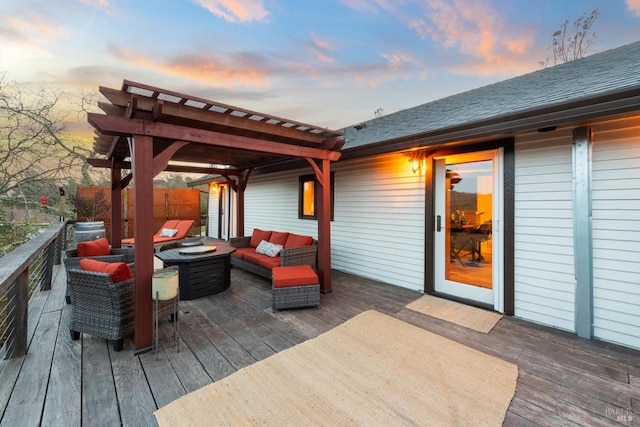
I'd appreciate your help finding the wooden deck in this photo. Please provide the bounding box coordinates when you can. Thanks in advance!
[1,260,639,426]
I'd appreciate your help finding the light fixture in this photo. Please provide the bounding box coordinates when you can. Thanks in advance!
[409,151,424,174]
[411,158,422,174]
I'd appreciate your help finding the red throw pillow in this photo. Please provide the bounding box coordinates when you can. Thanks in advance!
[79,259,133,283]
[77,237,111,257]
[284,234,313,248]
[269,231,289,246]
[250,229,272,248]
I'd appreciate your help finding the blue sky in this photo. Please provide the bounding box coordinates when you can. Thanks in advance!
[1,0,639,134]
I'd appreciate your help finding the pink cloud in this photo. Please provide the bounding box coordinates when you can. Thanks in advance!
[407,0,534,75]
[627,0,640,16]
[108,44,269,87]
[192,0,269,23]
[304,35,336,63]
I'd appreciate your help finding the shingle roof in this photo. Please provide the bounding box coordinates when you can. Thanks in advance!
[342,41,640,150]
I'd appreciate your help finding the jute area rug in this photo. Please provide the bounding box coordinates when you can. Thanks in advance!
[406,295,503,334]
[155,310,518,426]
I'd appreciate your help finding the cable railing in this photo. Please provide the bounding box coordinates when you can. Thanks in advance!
[0,221,68,359]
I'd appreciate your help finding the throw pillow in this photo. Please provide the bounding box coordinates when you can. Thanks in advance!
[159,228,179,237]
[79,259,133,282]
[284,234,313,248]
[77,237,111,257]
[250,228,272,247]
[269,231,289,246]
[255,240,283,258]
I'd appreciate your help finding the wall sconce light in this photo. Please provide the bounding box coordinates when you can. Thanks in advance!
[409,151,424,174]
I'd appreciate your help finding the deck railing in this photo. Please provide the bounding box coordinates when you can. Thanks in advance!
[0,221,69,359]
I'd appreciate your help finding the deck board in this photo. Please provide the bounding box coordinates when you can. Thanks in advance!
[1,261,639,426]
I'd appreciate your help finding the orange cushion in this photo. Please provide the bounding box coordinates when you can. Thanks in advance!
[174,220,194,238]
[77,237,111,257]
[284,234,313,249]
[232,247,255,260]
[250,229,272,248]
[272,265,318,288]
[258,256,281,270]
[79,259,133,283]
[269,231,289,246]
[244,251,270,265]
[154,220,180,237]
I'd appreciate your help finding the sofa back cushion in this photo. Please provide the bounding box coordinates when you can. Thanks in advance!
[269,231,289,246]
[79,259,133,283]
[77,237,111,257]
[284,234,313,248]
[250,229,272,247]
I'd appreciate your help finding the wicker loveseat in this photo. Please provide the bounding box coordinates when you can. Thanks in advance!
[229,229,317,279]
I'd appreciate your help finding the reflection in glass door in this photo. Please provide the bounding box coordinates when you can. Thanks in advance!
[435,151,500,306]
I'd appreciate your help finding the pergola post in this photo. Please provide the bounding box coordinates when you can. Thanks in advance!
[130,135,154,353]
[316,159,332,293]
[110,164,122,248]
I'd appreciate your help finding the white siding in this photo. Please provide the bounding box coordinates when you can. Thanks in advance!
[514,129,576,331]
[244,170,319,238]
[331,154,425,291]
[591,120,640,349]
[243,153,426,291]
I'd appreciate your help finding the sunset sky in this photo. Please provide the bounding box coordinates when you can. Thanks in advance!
[1,0,639,133]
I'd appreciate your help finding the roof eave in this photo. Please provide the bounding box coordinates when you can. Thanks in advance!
[340,86,640,160]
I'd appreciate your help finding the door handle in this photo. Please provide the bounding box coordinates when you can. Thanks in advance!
[436,215,441,232]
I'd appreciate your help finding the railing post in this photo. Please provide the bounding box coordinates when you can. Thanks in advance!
[42,242,55,291]
[5,270,28,359]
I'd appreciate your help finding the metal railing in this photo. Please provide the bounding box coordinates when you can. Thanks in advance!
[0,221,68,359]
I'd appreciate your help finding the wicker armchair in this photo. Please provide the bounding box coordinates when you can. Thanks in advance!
[67,264,178,352]
[64,247,135,304]
[67,263,136,351]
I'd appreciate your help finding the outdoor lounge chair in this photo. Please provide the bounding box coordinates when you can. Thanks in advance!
[121,219,195,250]
[67,262,178,352]
[64,239,135,304]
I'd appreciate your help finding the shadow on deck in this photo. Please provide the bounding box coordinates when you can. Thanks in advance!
[1,263,638,426]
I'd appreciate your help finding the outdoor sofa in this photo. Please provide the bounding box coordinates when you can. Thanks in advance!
[229,229,317,280]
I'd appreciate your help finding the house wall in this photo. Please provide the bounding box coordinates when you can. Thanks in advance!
[234,118,639,349]
[591,119,640,349]
[242,153,426,292]
[513,129,576,332]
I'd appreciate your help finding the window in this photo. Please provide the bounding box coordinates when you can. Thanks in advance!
[298,173,335,220]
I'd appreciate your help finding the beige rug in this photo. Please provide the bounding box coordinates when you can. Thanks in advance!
[155,310,518,426]
[406,295,502,334]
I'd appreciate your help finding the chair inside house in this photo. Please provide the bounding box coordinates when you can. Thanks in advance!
[121,219,195,249]
[450,221,492,267]
[67,260,178,352]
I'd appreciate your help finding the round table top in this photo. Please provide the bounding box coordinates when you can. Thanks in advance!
[178,245,217,254]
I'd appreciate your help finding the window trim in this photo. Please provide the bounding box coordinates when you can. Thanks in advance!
[298,173,335,220]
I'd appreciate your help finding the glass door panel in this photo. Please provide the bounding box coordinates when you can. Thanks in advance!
[434,152,496,306]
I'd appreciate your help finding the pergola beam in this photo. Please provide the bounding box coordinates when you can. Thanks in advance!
[88,113,342,161]
[99,86,332,145]
[86,157,244,176]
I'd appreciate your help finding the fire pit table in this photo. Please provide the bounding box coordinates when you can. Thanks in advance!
[155,243,236,300]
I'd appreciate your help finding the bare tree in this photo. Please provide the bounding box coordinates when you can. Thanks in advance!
[540,9,600,68]
[0,73,93,197]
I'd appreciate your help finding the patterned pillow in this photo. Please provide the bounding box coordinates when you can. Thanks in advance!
[159,228,178,237]
[255,240,283,258]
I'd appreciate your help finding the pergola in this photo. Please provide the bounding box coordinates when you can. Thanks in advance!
[87,80,344,353]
